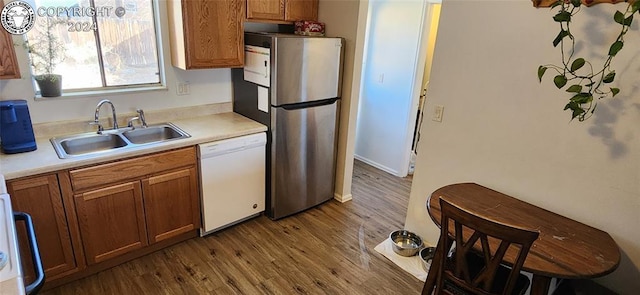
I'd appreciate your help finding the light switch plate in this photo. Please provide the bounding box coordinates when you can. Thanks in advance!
[176,82,191,96]
[433,105,444,122]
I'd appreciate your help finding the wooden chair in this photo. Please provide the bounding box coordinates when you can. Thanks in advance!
[423,197,539,295]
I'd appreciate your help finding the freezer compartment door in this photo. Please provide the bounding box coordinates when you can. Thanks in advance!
[270,99,339,219]
[272,37,343,106]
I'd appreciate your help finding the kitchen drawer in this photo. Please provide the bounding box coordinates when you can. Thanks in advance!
[69,147,196,191]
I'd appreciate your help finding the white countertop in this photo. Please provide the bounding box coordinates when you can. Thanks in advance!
[0,112,267,180]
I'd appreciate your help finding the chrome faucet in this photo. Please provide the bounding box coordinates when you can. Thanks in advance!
[127,109,148,129]
[93,99,118,133]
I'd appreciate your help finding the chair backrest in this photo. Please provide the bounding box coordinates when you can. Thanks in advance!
[434,197,539,295]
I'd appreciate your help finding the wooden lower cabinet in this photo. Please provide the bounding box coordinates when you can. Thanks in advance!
[7,173,83,283]
[143,167,201,244]
[74,181,148,265]
[70,147,200,264]
[7,147,201,287]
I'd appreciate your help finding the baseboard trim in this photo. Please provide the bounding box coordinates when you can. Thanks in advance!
[334,193,353,203]
[354,154,401,176]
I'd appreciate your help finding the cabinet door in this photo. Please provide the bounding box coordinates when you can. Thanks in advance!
[7,174,78,282]
[0,29,20,79]
[142,167,200,244]
[247,0,285,21]
[285,0,318,21]
[176,0,244,69]
[75,181,148,265]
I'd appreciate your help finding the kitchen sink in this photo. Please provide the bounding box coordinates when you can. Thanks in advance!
[50,122,190,159]
[59,134,128,156]
[122,124,188,144]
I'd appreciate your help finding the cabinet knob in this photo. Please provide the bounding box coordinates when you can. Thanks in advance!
[253,204,258,209]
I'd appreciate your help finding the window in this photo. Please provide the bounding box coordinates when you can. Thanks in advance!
[25,0,162,94]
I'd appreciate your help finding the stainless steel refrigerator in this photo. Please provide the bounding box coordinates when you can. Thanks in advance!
[232,32,344,220]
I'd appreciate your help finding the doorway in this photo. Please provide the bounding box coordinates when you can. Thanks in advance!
[354,0,441,178]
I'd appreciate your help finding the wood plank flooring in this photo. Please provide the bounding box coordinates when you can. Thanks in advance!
[42,160,423,294]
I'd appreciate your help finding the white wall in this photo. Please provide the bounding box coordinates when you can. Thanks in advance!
[318,0,368,202]
[355,0,425,177]
[0,1,231,124]
[405,1,640,294]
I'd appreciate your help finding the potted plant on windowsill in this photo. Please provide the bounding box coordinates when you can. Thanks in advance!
[25,17,65,97]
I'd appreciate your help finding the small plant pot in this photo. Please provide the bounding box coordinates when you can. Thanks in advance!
[35,74,62,97]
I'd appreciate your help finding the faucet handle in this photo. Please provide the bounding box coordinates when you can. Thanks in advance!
[89,121,104,134]
[136,109,147,128]
[127,116,140,129]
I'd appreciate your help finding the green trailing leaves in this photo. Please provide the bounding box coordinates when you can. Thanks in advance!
[538,66,548,82]
[570,92,593,104]
[539,1,634,122]
[614,10,625,24]
[633,1,640,13]
[566,85,582,93]
[611,88,620,97]
[615,11,634,26]
[554,75,568,88]
[570,58,585,72]
[564,102,586,120]
[553,30,569,47]
[609,41,623,56]
[554,11,571,22]
[603,71,616,83]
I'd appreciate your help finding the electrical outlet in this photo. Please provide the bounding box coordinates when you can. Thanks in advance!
[176,82,191,96]
[433,105,444,122]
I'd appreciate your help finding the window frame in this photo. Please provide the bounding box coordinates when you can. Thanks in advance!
[29,0,167,100]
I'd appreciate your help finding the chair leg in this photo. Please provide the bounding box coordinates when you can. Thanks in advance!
[422,243,443,295]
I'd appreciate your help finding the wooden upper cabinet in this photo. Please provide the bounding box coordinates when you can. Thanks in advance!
[247,0,285,21]
[285,0,318,22]
[7,173,82,282]
[167,0,244,69]
[247,0,318,22]
[0,29,21,79]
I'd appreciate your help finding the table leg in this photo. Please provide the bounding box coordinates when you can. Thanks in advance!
[531,274,551,295]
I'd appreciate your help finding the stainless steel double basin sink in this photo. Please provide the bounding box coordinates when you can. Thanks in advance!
[50,122,191,159]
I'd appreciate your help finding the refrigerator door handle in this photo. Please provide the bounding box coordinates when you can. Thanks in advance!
[280,97,339,110]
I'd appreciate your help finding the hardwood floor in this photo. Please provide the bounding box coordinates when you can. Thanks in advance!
[42,160,422,294]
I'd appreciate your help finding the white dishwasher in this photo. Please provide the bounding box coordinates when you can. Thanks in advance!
[198,132,266,236]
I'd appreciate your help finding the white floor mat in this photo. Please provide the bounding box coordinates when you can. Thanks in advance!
[373,238,430,282]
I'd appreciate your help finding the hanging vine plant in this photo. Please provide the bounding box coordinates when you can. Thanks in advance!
[536,0,640,121]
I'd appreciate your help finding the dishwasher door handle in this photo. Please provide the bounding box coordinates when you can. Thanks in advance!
[14,212,45,295]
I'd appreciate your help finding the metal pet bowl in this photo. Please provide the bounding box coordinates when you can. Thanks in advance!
[419,247,436,271]
[389,230,423,257]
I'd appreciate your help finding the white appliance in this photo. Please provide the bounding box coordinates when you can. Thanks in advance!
[198,133,266,235]
[0,193,24,294]
[233,32,344,220]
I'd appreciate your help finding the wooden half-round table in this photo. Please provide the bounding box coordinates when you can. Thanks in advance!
[422,183,620,295]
